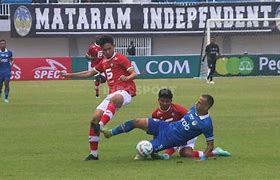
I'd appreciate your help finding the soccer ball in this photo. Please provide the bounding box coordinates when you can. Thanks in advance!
[136,140,153,157]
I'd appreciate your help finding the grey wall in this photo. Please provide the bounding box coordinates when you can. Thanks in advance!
[1,31,279,57]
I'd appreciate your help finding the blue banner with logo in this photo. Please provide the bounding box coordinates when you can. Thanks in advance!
[10,2,280,37]
[215,54,280,76]
[71,55,200,79]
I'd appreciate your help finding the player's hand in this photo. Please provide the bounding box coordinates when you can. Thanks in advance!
[197,156,207,162]
[59,71,70,78]
[119,75,127,82]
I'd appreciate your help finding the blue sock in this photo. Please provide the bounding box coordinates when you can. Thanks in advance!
[112,120,135,136]
[5,88,9,99]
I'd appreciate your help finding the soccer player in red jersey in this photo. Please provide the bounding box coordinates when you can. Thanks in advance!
[85,38,106,98]
[135,88,230,160]
[61,35,137,160]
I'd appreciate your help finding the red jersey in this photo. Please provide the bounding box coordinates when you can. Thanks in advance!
[151,103,188,122]
[94,52,136,97]
[86,43,103,67]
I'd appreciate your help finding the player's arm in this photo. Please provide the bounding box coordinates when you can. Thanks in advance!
[9,51,14,64]
[119,67,137,82]
[60,68,98,78]
[217,45,221,58]
[203,140,214,159]
[85,53,92,60]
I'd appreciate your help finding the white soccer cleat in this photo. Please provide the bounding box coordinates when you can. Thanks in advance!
[209,81,215,84]
[4,99,9,103]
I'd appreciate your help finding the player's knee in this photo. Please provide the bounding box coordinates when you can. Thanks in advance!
[179,147,193,158]
[133,118,147,128]
[110,94,124,108]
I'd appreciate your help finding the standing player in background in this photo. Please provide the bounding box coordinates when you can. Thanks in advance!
[61,35,137,161]
[85,37,106,98]
[0,39,13,103]
[202,37,221,84]
[135,88,230,160]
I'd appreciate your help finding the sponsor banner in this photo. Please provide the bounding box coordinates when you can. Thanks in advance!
[72,55,200,79]
[11,57,72,80]
[130,56,200,79]
[215,54,280,76]
[71,57,93,80]
[10,2,280,37]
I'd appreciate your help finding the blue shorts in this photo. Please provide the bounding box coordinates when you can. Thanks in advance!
[0,72,11,83]
[147,118,174,152]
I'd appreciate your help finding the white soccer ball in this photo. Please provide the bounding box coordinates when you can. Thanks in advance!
[136,140,153,157]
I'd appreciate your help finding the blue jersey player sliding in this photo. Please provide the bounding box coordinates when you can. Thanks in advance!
[103,94,216,161]
[0,39,13,103]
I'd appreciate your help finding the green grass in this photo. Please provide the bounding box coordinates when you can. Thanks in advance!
[1,77,280,179]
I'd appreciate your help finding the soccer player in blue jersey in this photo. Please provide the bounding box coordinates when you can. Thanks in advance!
[103,94,216,161]
[0,40,13,103]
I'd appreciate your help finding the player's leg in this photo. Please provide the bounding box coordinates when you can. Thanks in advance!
[102,118,149,138]
[93,73,106,98]
[99,90,132,129]
[207,60,216,83]
[4,77,10,102]
[85,109,104,161]
[0,76,3,98]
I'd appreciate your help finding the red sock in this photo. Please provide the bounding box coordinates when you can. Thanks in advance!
[89,127,100,156]
[164,148,175,156]
[192,150,215,158]
[192,150,200,157]
[94,81,100,96]
[100,103,116,126]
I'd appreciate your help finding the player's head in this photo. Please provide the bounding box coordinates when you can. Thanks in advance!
[158,88,173,111]
[95,35,102,46]
[0,39,6,50]
[195,94,214,114]
[210,37,215,44]
[99,35,115,59]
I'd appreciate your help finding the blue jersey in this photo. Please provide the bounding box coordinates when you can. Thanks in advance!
[168,106,214,145]
[0,49,13,74]
[148,106,214,152]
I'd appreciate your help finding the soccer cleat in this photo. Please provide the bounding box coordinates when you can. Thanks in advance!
[151,153,170,160]
[84,154,99,161]
[102,128,113,138]
[134,154,144,160]
[213,147,231,157]
[95,95,100,99]
[209,81,215,84]
[4,99,9,103]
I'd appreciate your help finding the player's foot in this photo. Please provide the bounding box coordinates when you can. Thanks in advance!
[213,147,231,157]
[134,154,144,160]
[151,153,170,160]
[91,123,100,133]
[95,94,100,98]
[209,80,215,84]
[102,128,113,138]
[84,154,99,161]
[4,99,9,103]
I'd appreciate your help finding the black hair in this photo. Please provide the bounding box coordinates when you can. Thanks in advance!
[99,35,114,47]
[202,94,214,108]
[95,35,102,45]
[158,88,173,100]
[0,39,6,43]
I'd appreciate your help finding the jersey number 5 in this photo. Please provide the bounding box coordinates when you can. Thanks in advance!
[105,68,113,80]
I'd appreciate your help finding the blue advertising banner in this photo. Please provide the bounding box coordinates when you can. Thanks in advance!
[215,54,280,76]
[71,55,200,79]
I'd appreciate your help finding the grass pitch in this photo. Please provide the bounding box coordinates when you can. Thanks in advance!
[1,77,280,179]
